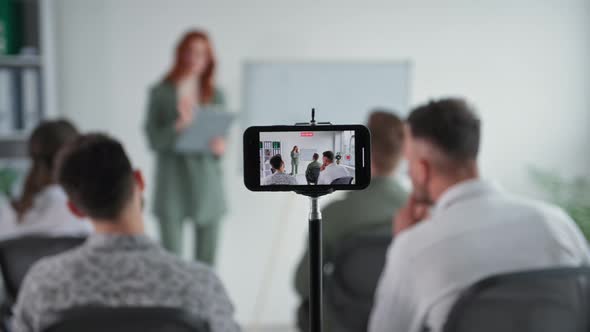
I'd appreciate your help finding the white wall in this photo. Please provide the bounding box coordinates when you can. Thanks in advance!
[52,0,590,327]
[260,131,337,167]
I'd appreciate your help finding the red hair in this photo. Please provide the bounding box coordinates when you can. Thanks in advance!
[165,30,216,104]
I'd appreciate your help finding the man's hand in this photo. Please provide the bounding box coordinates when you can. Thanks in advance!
[393,196,430,236]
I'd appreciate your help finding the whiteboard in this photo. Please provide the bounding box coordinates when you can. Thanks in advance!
[299,148,318,161]
[243,61,411,126]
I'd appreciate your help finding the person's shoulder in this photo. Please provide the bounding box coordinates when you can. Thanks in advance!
[149,80,174,96]
[263,173,276,184]
[168,255,224,290]
[384,178,409,203]
[391,214,441,259]
[157,248,213,276]
[336,164,349,172]
[24,247,84,288]
[512,195,583,233]
[0,196,17,235]
[321,198,348,217]
[499,194,571,223]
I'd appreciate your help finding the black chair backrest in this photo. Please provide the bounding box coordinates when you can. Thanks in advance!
[43,307,209,332]
[330,176,353,185]
[0,236,87,300]
[324,231,392,332]
[306,167,321,184]
[443,267,590,332]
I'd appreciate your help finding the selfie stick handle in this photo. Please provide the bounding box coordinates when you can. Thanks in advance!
[297,108,329,332]
[309,196,323,332]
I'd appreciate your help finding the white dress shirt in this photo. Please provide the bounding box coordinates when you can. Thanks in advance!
[369,179,590,332]
[0,185,92,240]
[317,163,350,185]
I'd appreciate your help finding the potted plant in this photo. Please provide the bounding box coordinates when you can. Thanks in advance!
[530,167,590,240]
[0,167,19,198]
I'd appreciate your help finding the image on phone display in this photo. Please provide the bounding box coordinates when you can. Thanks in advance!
[260,130,356,186]
[243,125,371,192]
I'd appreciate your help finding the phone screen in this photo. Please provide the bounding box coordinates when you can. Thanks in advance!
[243,125,371,192]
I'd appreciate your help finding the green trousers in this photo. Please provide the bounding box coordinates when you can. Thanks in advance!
[159,218,220,265]
[291,161,298,175]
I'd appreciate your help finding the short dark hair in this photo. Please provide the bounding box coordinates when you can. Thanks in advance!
[269,155,283,170]
[312,153,319,161]
[322,151,334,162]
[407,98,480,162]
[56,134,135,220]
[368,110,404,173]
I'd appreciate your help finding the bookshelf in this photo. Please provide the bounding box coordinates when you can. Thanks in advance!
[0,0,57,159]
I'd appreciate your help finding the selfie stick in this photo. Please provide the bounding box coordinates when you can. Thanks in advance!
[295,109,333,332]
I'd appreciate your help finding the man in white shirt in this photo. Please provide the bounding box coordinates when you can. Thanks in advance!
[317,151,350,185]
[368,98,590,332]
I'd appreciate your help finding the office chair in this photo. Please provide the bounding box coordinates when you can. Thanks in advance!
[43,307,209,332]
[323,231,392,332]
[443,267,590,332]
[0,236,87,301]
[330,176,353,185]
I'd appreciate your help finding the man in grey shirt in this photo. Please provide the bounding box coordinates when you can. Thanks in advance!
[12,134,240,332]
[262,155,298,185]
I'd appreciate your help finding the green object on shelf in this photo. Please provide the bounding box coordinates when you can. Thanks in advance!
[530,167,590,240]
[0,0,21,55]
[0,166,19,197]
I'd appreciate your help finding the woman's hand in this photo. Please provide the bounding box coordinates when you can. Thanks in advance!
[209,137,226,157]
[175,96,195,132]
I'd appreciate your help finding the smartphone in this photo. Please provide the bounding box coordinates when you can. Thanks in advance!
[243,125,371,192]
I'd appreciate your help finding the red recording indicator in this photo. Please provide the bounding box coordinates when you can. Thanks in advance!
[300,132,314,137]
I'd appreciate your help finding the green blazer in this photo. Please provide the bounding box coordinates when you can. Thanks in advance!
[144,81,226,225]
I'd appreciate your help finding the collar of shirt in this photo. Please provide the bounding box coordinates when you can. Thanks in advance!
[431,178,500,216]
[86,233,161,252]
[33,184,67,208]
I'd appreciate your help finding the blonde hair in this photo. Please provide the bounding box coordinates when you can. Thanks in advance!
[367,110,404,174]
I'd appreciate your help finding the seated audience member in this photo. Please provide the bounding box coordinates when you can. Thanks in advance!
[369,98,590,332]
[317,151,350,185]
[0,120,92,239]
[305,153,322,184]
[262,155,298,185]
[12,134,239,332]
[295,110,408,332]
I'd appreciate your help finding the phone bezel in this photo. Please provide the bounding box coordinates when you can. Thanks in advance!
[243,124,371,192]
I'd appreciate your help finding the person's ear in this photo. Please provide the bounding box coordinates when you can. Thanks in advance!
[67,201,86,219]
[416,158,430,187]
[133,169,145,192]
